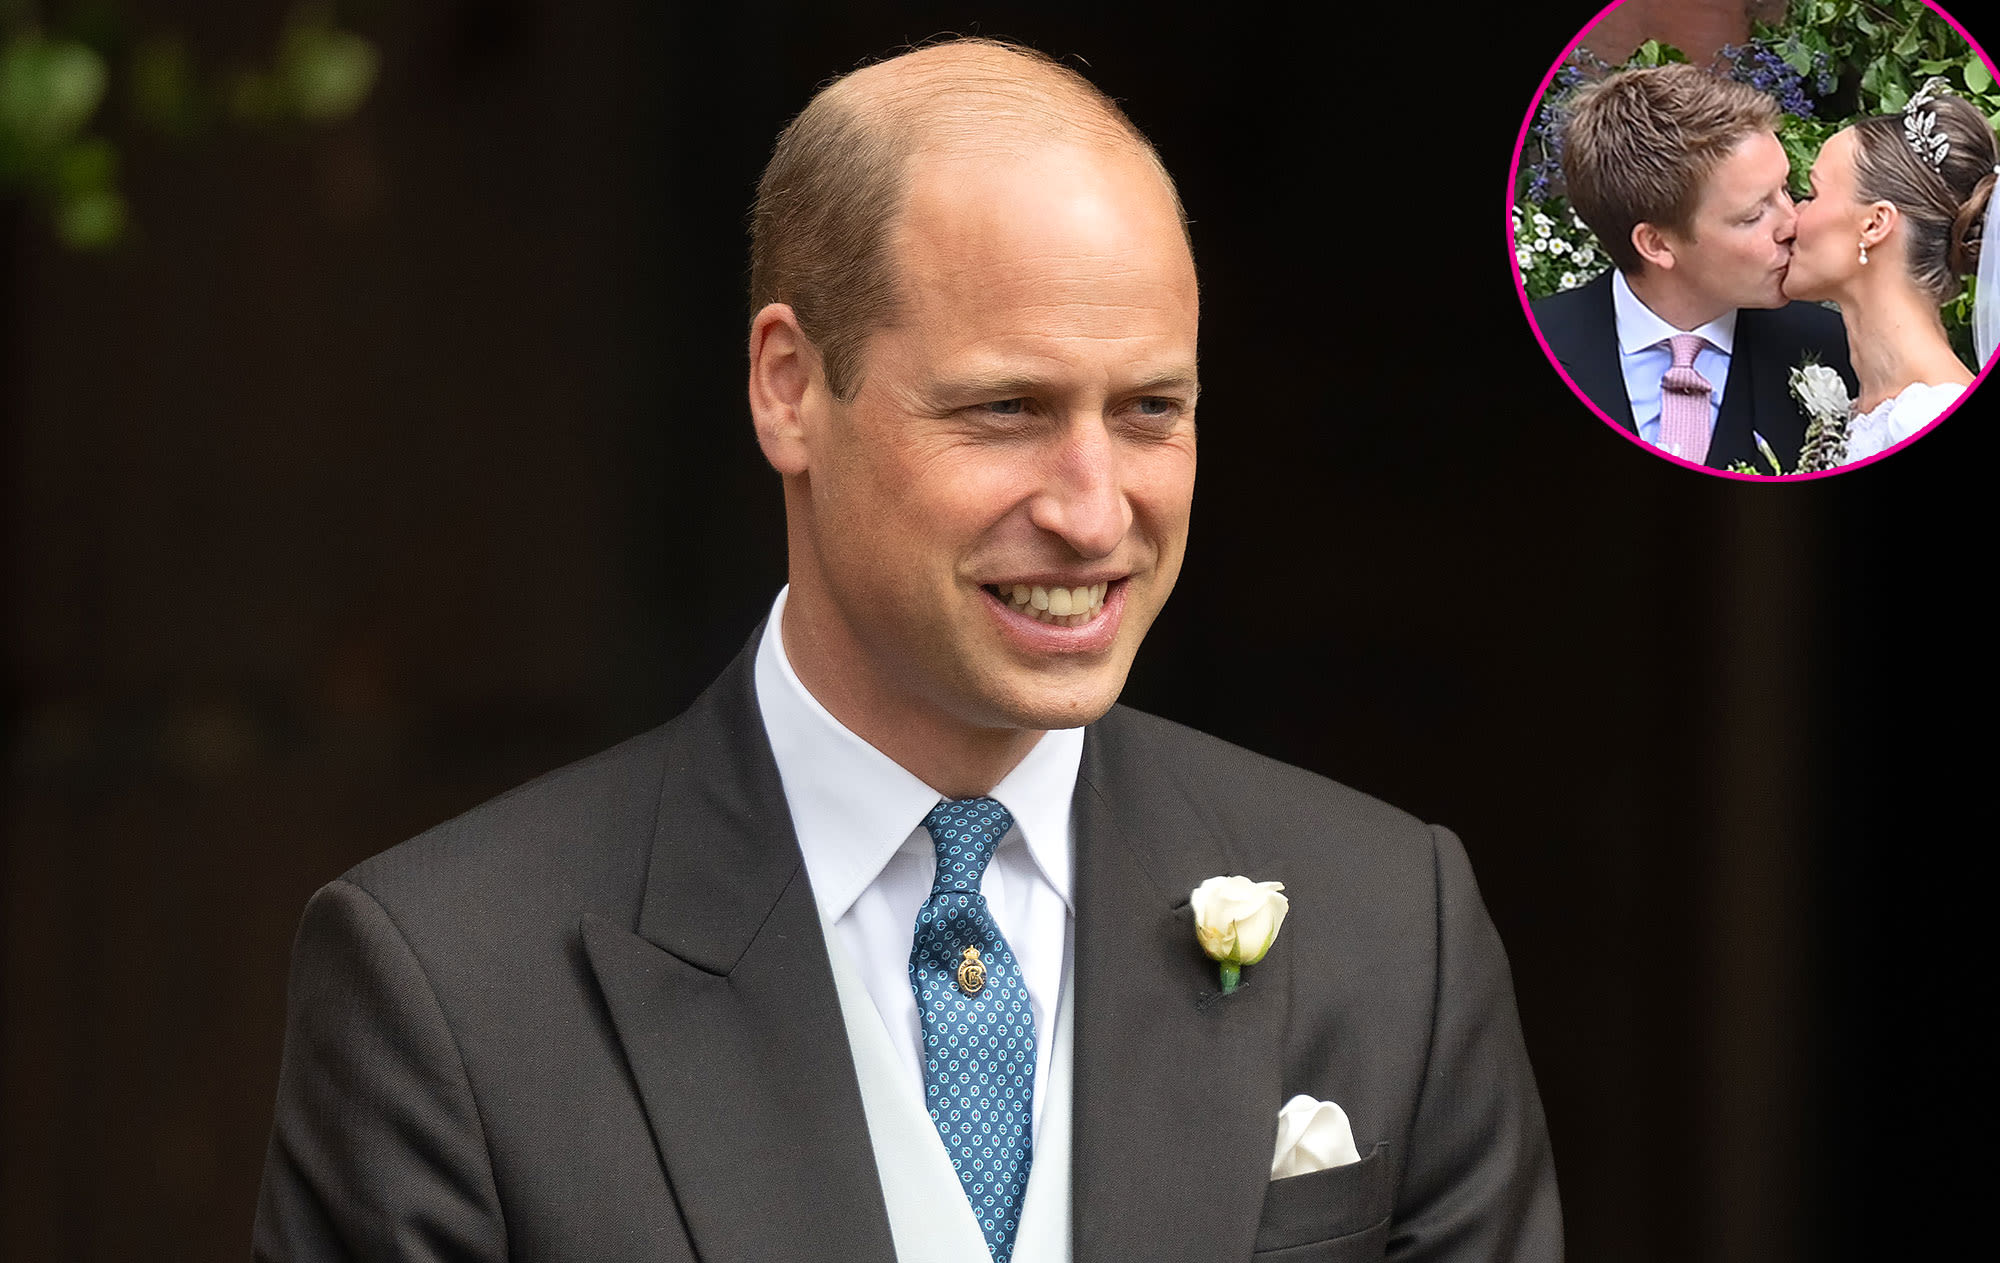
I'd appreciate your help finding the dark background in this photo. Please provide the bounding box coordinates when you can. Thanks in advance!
[3,1,1990,1259]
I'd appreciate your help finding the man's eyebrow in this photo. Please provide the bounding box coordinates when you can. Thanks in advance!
[922,367,1201,407]
[925,372,1050,404]
[1129,369,1202,398]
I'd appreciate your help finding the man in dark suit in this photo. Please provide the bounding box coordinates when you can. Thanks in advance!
[1532,64,1854,471]
[255,39,1561,1261]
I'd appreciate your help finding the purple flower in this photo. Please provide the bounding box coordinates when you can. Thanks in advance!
[1719,38,1824,119]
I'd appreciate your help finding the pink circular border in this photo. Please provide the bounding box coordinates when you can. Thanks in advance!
[1506,0,2000,480]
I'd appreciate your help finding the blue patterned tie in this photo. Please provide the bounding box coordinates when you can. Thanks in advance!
[909,797,1036,1263]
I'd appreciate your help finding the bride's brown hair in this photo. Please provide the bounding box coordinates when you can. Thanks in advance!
[1850,94,1998,303]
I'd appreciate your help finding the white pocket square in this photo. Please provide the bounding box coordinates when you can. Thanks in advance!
[1270,1093,1362,1180]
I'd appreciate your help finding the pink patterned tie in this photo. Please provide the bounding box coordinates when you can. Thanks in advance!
[1658,333,1713,462]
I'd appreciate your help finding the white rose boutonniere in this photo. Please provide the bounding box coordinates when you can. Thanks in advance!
[1793,361,1850,422]
[1792,359,1854,474]
[1191,875,1288,995]
[1729,357,1854,475]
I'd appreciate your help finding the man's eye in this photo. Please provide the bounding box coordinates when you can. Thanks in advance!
[1128,398,1187,428]
[983,398,1028,415]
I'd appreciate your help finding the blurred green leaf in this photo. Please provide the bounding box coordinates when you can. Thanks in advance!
[0,36,109,149]
[54,187,125,248]
[280,25,377,121]
[1967,56,1993,95]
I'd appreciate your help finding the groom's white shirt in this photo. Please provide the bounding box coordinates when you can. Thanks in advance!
[1614,268,1737,447]
[753,584,1078,1133]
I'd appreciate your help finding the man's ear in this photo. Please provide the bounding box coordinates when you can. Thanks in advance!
[748,302,821,476]
[1631,221,1677,272]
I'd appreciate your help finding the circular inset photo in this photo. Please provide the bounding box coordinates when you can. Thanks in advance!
[1510,0,1999,477]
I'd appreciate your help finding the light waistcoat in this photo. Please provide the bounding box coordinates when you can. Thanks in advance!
[754,585,1078,1119]
[821,902,1074,1263]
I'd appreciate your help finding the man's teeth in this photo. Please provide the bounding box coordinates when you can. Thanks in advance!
[991,582,1109,627]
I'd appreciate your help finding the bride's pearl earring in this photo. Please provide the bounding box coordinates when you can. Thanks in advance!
[1859,239,1869,265]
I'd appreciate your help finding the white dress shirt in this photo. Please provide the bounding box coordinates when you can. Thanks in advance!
[753,586,1079,1133]
[1613,268,1738,449]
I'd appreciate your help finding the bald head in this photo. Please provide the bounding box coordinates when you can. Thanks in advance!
[750,38,1189,400]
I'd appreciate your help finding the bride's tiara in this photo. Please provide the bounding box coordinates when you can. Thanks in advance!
[1903,77,1952,171]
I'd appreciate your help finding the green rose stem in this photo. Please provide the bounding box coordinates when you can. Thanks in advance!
[1219,962,1241,995]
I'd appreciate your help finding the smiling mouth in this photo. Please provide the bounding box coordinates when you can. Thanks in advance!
[983,581,1110,627]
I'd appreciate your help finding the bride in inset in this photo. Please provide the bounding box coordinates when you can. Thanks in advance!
[1782,80,1999,468]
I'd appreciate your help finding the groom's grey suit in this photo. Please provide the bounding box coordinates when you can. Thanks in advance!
[254,626,1562,1261]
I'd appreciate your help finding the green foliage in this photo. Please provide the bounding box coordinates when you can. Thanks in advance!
[0,3,379,251]
[233,11,380,125]
[0,31,120,246]
[1626,40,1690,69]
[0,35,105,148]
[1756,0,2000,196]
[1943,275,1979,368]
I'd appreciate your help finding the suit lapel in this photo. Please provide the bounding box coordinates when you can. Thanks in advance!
[1071,713,1293,1262]
[1709,319,1763,469]
[581,633,897,1263]
[1549,272,1637,431]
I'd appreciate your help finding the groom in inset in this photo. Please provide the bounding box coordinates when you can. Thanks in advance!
[1534,63,1856,469]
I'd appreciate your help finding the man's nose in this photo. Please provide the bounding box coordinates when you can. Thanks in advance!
[1776,190,1799,242]
[1028,418,1131,558]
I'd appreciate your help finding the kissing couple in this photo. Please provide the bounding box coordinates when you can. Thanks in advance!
[1534,62,1999,473]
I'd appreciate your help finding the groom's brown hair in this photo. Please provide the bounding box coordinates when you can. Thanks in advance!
[1560,64,1780,274]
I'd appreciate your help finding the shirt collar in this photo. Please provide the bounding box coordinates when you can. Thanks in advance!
[1612,267,1739,356]
[752,586,1080,924]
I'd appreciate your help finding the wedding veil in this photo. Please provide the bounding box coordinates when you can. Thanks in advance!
[1977,167,2000,369]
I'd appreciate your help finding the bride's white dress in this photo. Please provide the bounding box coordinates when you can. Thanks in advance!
[1842,381,1965,464]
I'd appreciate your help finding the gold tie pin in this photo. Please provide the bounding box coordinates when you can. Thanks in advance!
[955,946,986,995]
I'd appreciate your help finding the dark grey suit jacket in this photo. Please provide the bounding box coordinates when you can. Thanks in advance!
[254,629,1562,1260]
[1533,270,1855,471]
